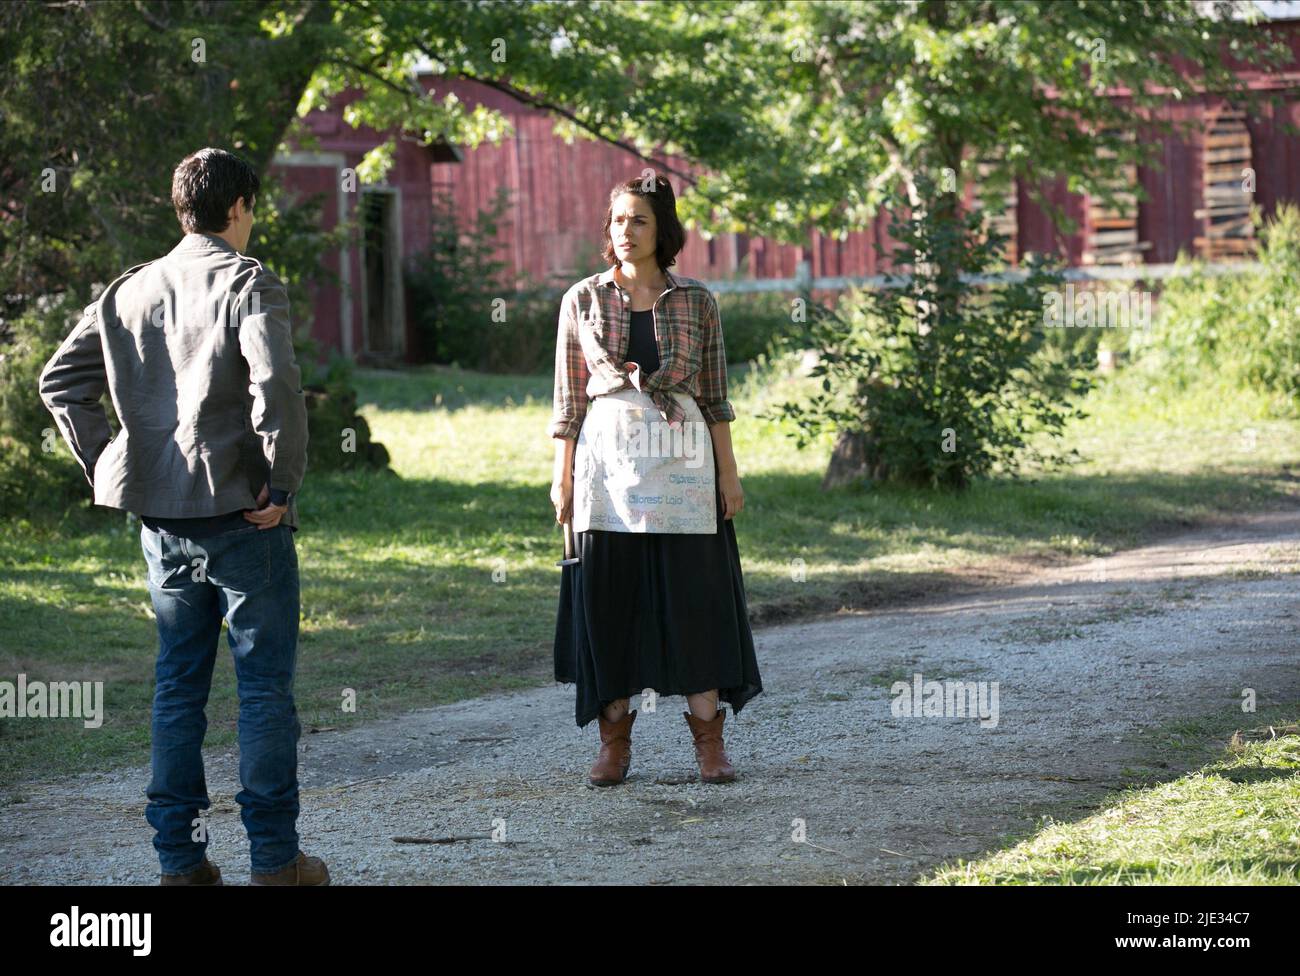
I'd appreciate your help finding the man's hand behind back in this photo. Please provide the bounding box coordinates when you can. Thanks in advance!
[244,483,288,529]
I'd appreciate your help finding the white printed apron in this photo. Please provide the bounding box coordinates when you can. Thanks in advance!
[572,389,716,534]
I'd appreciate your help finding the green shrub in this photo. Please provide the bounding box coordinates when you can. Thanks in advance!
[0,294,98,519]
[1127,205,1300,416]
[407,184,514,369]
[768,185,1093,489]
[714,289,804,365]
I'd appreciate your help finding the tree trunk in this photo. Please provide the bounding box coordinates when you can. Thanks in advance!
[246,1,338,178]
[821,429,872,490]
[821,372,890,490]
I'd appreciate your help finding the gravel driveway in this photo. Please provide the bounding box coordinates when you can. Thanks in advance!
[3,508,1298,885]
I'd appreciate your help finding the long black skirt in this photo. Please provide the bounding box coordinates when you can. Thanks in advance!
[553,469,764,728]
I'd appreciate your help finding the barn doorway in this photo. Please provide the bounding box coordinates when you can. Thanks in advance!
[360,188,405,362]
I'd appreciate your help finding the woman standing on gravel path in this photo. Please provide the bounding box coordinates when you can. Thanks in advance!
[549,174,763,787]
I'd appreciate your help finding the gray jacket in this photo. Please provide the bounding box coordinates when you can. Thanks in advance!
[38,232,308,528]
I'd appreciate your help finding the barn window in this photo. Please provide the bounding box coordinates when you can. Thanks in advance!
[1195,106,1256,261]
[1084,128,1149,266]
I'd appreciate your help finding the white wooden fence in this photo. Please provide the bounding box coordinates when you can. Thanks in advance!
[702,259,1263,295]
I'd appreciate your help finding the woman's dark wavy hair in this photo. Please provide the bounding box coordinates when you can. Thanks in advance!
[599,174,685,273]
[171,147,260,234]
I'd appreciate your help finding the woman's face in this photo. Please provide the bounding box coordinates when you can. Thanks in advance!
[610,193,656,264]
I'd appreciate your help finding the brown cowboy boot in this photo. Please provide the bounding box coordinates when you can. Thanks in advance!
[249,851,331,886]
[159,856,223,886]
[589,708,637,786]
[684,707,737,783]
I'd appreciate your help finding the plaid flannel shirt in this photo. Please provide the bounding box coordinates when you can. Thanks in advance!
[549,266,735,440]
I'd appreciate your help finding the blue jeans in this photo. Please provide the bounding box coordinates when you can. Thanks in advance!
[140,521,302,875]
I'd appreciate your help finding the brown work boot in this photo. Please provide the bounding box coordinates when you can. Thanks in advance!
[684,707,737,783]
[589,708,637,786]
[249,851,330,886]
[159,856,223,886]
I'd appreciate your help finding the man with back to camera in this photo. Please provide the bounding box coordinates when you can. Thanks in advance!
[38,147,328,885]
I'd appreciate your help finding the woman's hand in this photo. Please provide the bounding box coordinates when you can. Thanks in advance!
[718,468,744,520]
[551,472,574,524]
[552,437,577,524]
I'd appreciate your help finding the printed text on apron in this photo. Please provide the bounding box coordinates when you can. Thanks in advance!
[572,390,716,534]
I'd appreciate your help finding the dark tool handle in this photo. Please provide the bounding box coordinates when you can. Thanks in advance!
[556,520,580,567]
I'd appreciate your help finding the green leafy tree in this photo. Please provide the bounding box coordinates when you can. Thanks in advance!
[0,0,336,302]
[4,1,1291,496]
[294,0,1287,486]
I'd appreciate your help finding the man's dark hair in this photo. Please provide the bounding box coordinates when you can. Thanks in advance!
[600,174,686,272]
[171,147,261,235]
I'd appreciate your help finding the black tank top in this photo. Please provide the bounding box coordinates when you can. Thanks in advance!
[626,308,660,375]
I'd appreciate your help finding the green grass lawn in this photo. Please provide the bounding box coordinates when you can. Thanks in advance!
[924,708,1300,885]
[2,355,1299,789]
